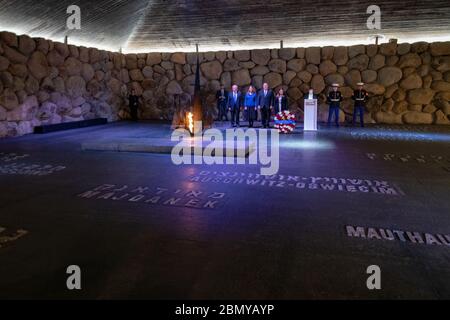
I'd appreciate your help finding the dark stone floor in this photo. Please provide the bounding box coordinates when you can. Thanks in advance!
[0,121,449,299]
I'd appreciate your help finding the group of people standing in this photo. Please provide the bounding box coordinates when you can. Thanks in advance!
[128,82,369,128]
[216,82,288,128]
[217,82,369,128]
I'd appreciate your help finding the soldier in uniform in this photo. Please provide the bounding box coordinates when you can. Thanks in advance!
[216,85,229,121]
[352,82,368,127]
[327,83,342,127]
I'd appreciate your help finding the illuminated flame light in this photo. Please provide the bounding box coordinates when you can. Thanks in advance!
[186,112,194,134]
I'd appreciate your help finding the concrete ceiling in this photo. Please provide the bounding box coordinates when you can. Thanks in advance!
[1,0,449,52]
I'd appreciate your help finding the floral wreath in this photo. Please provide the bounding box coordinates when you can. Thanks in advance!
[274,110,296,133]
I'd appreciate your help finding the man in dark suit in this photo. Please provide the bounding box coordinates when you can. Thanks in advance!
[258,82,275,128]
[352,82,368,127]
[128,89,139,121]
[216,84,228,121]
[227,84,242,127]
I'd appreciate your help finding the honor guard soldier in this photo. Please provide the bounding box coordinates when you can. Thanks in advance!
[327,83,343,127]
[352,82,368,127]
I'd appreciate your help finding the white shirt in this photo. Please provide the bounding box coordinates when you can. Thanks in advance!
[308,93,314,99]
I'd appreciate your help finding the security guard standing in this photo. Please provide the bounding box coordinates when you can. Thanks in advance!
[327,83,342,127]
[352,82,368,127]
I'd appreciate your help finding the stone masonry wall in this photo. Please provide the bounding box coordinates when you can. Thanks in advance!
[0,31,127,138]
[1,30,450,138]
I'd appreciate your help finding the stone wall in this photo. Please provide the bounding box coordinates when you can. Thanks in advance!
[0,31,127,138]
[135,42,450,126]
[1,30,450,138]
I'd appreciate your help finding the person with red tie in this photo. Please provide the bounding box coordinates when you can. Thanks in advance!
[257,83,275,128]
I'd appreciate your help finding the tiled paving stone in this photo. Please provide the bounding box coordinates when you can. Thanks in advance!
[0,121,449,299]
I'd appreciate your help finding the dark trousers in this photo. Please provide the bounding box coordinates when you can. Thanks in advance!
[353,106,364,127]
[230,108,240,126]
[261,107,271,127]
[327,106,340,127]
[130,106,138,121]
[247,108,256,127]
[217,102,228,121]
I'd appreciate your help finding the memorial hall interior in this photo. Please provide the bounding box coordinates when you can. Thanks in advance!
[0,0,449,299]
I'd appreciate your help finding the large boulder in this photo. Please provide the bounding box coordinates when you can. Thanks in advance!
[325,73,345,86]
[347,54,369,71]
[435,110,450,124]
[319,60,337,77]
[251,49,271,65]
[129,69,144,81]
[1,31,18,47]
[411,42,429,53]
[344,69,361,88]
[283,71,296,85]
[6,95,38,121]
[47,50,65,67]
[361,70,377,83]
[18,35,36,56]
[398,53,421,68]
[27,51,49,80]
[305,47,321,65]
[81,63,95,82]
[402,111,433,124]
[377,67,402,87]
[268,59,287,73]
[435,57,450,73]
[287,87,303,100]
[374,112,403,124]
[9,64,27,77]
[234,50,250,62]
[348,45,365,58]
[278,48,296,60]
[0,88,19,110]
[66,76,86,98]
[146,53,161,66]
[64,57,82,76]
[170,53,186,64]
[3,45,28,64]
[287,59,306,72]
[232,69,252,86]
[223,59,240,72]
[430,42,450,56]
[200,61,223,80]
[263,72,282,88]
[379,42,397,56]
[400,74,422,90]
[250,65,270,76]
[166,80,183,95]
[297,70,312,83]
[321,46,334,60]
[0,56,9,71]
[407,88,435,104]
[397,43,411,55]
[333,47,348,66]
[369,54,385,71]
[431,80,450,92]
[310,74,325,93]
[365,83,386,95]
